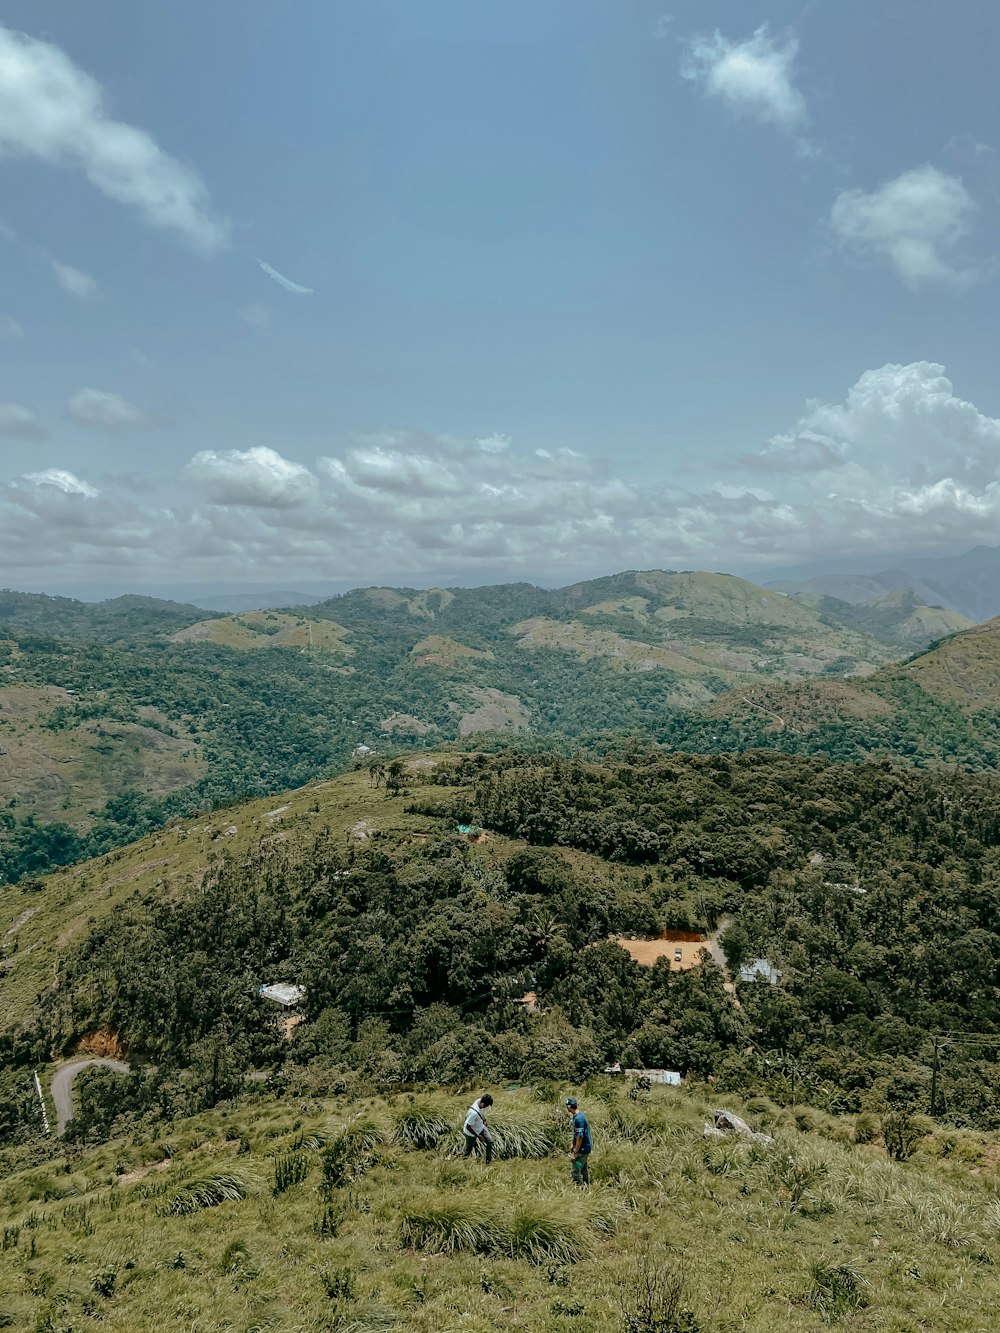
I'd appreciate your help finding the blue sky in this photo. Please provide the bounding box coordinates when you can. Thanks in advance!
[1,0,999,592]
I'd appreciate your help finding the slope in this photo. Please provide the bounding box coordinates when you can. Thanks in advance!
[3,1080,1000,1332]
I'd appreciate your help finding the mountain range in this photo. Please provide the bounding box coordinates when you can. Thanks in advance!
[761,543,1000,622]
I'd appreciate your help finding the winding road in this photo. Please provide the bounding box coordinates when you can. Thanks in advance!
[51,1057,130,1136]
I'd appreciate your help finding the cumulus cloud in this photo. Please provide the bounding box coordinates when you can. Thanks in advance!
[23,468,98,497]
[51,260,99,300]
[744,361,1000,484]
[68,388,149,430]
[5,366,1000,581]
[0,401,46,440]
[0,22,228,253]
[682,25,806,133]
[185,446,315,508]
[831,166,979,290]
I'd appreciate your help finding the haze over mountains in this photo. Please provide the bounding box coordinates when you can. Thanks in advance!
[760,544,1000,623]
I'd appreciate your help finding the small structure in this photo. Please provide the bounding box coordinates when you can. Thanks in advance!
[517,991,539,1014]
[629,1068,681,1086]
[603,1063,682,1086]
[738,958,782,985]
[353,744,374,758]
[456,823,488,843]
[259,982,305,1008]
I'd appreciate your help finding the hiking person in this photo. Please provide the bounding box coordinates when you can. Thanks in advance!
[463,1093,495,1163]
[566,1096,591,1186]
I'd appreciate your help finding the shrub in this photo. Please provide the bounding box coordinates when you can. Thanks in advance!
[808,1262,870,1320]
[620,1254,702,1333]
[853,1112,880,1145]
[883,1112,924,1162]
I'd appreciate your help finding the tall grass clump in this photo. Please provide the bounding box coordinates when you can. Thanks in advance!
[273,1149,309,1195]
[807,1261,870,1321]
[400,1202,501,1255]
[322,1119,383,1190]
[444,1112,553,1160]
[161,1174,249,1216]
[392,1103,452,1151]
[505,1206,582,1264]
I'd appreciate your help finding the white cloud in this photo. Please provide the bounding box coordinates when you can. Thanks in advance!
[51,260,99,300]
[0,313,23,339]
[831,166,979,290]
[23,468,98,497]
[5,366,1000,581]
[0,401,45,440]
[185,446,314,508]
[0,22,228,252]
[68,388,149,430]
[682,25,806,133]
[257,259,313,295]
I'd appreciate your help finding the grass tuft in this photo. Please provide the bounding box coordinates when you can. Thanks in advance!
[392,1103,452,1151]
[161,1174,250,1216]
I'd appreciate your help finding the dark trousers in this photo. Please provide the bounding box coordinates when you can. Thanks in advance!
[464,1130,494,1163]
[571,1152,590,1186]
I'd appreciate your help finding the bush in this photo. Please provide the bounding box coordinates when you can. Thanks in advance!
[853,1112,880,1145]
[620,1253,702,1332]
[883,1111,924,1162]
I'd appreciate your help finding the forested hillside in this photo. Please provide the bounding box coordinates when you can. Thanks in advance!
[4,748,1000,1142]
[1,570,996,889]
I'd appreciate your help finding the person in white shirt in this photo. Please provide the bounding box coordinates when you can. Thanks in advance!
[463,1093,495,1163]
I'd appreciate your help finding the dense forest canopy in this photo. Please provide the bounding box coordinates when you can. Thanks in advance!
[5,748,999,1147]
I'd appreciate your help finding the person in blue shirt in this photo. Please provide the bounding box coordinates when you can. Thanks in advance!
[565,1096,591,1186]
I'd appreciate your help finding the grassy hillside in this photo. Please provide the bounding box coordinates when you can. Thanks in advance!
[901,617,1000,707]
[172,609,353,653]
[5,746,1000,1125]
[3,1080,1000,1331]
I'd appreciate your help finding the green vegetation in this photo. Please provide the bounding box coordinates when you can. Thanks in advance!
[3,1083,1000,1330]
[5,569,997,889]
[4,747,1000,1145]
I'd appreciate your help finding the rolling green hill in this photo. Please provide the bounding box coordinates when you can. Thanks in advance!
[0,568,992,889]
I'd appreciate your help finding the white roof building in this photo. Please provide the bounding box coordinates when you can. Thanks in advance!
[738,958,782,985]
[259,983,306,1008]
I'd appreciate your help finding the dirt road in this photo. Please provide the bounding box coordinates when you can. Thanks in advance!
[51,1057,130,1136]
